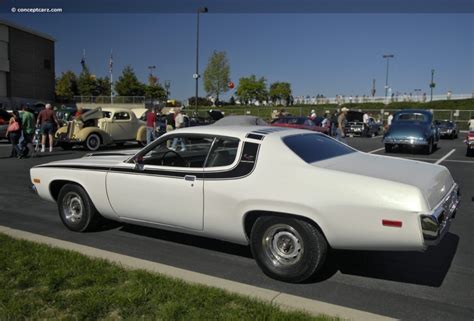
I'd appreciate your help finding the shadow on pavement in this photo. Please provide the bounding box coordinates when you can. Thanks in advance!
[119,224,253,258]
[315,232,459,287]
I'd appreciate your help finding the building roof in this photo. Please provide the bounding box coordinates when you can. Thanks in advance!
[0,19,55,42]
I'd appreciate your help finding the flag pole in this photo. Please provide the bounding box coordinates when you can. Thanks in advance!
[110,49,113,104]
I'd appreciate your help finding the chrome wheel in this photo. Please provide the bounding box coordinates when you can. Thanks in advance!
[62,192,84,223]
[262,224,304,267]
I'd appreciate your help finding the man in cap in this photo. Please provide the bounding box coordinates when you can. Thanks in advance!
[336,107,349,142]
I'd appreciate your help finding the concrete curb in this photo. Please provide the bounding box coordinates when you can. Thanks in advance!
[0,225,397,321]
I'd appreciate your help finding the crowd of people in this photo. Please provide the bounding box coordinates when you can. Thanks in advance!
[4,103,60,158]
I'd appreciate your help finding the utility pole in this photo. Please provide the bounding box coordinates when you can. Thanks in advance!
[429,69,436,102]
[194,7,208,114]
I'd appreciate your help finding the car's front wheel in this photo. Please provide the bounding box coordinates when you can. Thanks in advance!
[250,216,327,283]
[57,184,101,232]
[85,133,101,151]
[385,143,394,153]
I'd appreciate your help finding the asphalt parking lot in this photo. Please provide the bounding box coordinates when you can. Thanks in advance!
[0,135,473,321]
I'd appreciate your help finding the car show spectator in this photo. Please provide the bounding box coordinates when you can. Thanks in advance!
[171,110,187,151]
[74,106,84,119]
[330,111,338,137]
[36,103,60,153]
[5,110,21,158]
[336,107,348,142]
[387,112,394,129]
[468,117,474,131]
[146,107,156,145]
[166,108,176,132]
[19,105,36,158]
[321,113,330,129]
[309,109,317,120]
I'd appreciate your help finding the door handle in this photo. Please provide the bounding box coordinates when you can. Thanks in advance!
[184,175,196,182]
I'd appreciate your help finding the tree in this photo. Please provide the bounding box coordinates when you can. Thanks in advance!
[114,66,145,96]
[77,66,97,96]
[203,50,231,103]
[236,75,267,105]
[55,71,78,102]
[95,77,112,96]
[269,82,292,106]
[144,74,167,101]
[187,96,212,106]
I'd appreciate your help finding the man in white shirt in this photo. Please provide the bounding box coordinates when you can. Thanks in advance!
[468,117,474,131]
[387,112,394,128]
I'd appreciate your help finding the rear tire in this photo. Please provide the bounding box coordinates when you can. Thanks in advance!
[85,133,101,151]
[250,216,327,283]
[423,139,434,154]
[57,184,102,232]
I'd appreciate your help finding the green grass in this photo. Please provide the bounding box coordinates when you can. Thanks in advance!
[0,234,337,321]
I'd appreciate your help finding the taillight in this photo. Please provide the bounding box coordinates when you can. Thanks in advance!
[382,219,403,228]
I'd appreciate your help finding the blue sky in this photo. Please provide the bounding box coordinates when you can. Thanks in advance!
[0,12,472,101]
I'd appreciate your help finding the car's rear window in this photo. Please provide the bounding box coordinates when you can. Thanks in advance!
[395,113,427,122]
[283,133,355,163]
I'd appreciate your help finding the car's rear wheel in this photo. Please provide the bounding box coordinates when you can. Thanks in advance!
[385,143,394,153]
[423,139,434,154]
[57,184,101,232]
[85,133,101,151]
[250,216,327,283]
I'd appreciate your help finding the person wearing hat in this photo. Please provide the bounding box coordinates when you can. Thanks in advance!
[336,107,349,142]
[309,109,317,120]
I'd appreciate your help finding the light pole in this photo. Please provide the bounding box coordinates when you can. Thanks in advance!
[148,65,156,78]
[429,69,436,102]
[194,6,208,114]
[383,54,394,98]
[414,88,421,102]
[164,80,171,99]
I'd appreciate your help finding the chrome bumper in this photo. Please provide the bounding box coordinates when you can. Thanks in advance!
[421,183,460,246]
[383,137,428,145]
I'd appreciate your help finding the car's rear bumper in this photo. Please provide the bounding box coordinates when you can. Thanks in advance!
[421,183,460,247]
[383,137,429,145]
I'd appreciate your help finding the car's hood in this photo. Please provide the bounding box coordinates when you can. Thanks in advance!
[78,107,103,122]
[36,150,139,169]
[314,152,454,210]
[387,122,429,137]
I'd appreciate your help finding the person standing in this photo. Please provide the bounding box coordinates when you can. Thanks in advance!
[309,109,317,120]
[336,107,348,142]
[330,110,339,137]
[5,110,22,158]
[19,105,35,158]
[387,112,394,130]
[146,107,156,145]
[36,103,60,152]
[171,110,187,151]
[468,116,474,131]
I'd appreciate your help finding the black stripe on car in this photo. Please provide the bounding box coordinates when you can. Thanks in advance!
[37,142,260,181]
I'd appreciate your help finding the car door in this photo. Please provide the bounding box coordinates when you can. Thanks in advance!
[108,111,133,141]
[105,134,214,230]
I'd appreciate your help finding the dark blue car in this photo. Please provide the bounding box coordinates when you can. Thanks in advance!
[383,109,440,154]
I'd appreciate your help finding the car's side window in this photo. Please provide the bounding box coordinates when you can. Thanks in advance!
[114,112,131,121]
[205,138,240,168]
[142,135,214,168]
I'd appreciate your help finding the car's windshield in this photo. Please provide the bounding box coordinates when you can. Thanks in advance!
[283,133,355,163]
[395,113,428,122]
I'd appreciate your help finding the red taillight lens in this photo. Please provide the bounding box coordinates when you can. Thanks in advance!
[382,219,403,228]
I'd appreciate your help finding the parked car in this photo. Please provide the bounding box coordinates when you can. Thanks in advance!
[435,120,458,139]
[465,131,474,156]
[212,115,268,126]
[345,111,382,137]
[271,116,329,134]
[31,126,460,283]
[55,107,147,151]
[383,109,440,154]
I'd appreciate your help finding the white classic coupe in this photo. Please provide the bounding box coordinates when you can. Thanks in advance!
[30,126,460,282]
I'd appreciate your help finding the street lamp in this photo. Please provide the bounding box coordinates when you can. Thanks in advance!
[164,80,171,99]
[194,6,208,114]
[148,65,156,77]
[383,54,394,98]
[429,69,436,102]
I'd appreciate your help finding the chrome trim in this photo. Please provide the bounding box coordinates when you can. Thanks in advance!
[421,183,460,246]
[383,137,428,145]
